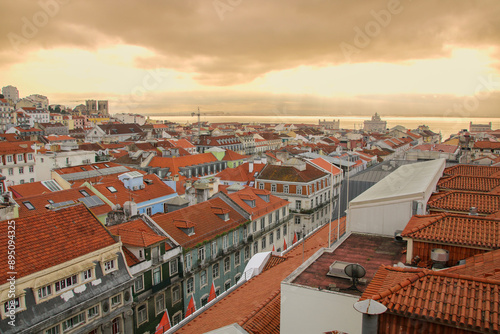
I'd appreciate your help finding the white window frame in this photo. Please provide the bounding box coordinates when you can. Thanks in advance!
[134,275,144,293]
[137,303,148,325]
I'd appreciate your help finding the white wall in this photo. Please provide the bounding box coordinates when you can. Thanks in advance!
[36,151,96,180]
[281,282,362,334]
[347,199,416,236]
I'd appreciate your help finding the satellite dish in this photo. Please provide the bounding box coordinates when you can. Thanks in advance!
[344,263,366,292]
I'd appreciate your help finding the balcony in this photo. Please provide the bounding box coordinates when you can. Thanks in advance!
[251,214,292,240]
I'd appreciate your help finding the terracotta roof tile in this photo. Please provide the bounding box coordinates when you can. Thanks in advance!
[362,265,500,333]
[215,162,265,184]
[108,218,167,247]
[122,246,141,266]
[427,191,500,215]
[9,181,63,198]
[0,204,117,282]
[151,197,247,248]
[402,213,500,248]
[222,149,249,161]
[177,218,346,333]
[148,153,218,175]
[444,164,500,177]
[263,256,287,271]
[227,187,289,220]
[15,187,112,217]
[438,175,500,193]
[257,163,327,183]
[239,290,281,334]
[446,249,500,280]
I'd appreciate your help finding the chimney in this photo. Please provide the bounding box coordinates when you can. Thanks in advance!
[469,207,478,216]
[249,160,254,173]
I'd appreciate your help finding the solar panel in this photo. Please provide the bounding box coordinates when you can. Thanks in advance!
[60,166,129,181]
[78,195,105,208]
[51,200,75,208]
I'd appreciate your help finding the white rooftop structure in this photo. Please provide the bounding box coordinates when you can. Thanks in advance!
[347,158,445,236]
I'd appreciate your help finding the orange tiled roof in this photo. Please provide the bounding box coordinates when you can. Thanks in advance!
[151,197,247,249]
[438,175,500,193]
[427,191,500,215]
[215,162,265,183]
[227,187,289,220]
[0,204,117,282]
[239,290,281,334]
[148,153,218,175]
[309,158,342,175]
[15,187,112,217]
[122,246,141,267]
[361,265,500,333]
[446,249,500,280]
[262,256,287,271]
[444,164,500,177]
[0,141,34,155]
[9,181,62,198]
[473,141,500,150]
[257,163,327,183]
[93,174,175,205]
[108,218,167,247]
[402,213,500,248]
[222,149,249,161]
[177,218,346,333]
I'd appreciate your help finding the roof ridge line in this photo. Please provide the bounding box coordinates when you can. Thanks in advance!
[371,266,428,301]
[238,289,281,327]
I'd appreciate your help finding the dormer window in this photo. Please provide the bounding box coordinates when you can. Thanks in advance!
[174,220,195,236]
[107,186,117,193]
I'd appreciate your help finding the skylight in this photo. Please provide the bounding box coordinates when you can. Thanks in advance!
[42,180,63,192]
[107,186,117,193]
[79,190,90,197]
[23,201,35,210]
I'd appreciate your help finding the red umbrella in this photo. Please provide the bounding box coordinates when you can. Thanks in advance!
[185,296,196,318]
[272,245,275,252]
[155,309,171,334]
[292,232,298,244]
[208,282,216,303]
[283,238,287,250]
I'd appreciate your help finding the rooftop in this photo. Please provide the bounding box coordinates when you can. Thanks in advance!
[427,191,500,215]
[444,164,500,177]
[108,218,168,248]
[257,162,328,183]
[437,175,500,193]
[291,233,406,297]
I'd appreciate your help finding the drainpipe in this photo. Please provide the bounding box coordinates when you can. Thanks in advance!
[353,299,387,334]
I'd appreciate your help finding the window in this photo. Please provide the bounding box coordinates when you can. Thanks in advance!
[172,285,181,303]
[271,184,276,192]
[198,247,205,262]
[185,253,192,270]
[224,257,230,272]
[170,258,178,275]
[244,246,250,260]
[253,242,258,254]
[146,207,152,216]
[29,166,34,173]
[200,270,207,287]
[137,304,148,324]
[55,275,77,292]
[201,295,209,307]
[243,226,248,239]
[27,153,33,160]
[277,227,281,240]
[269,232,274,244]
[296,186,302,194]
[320,194,323,204]
[233,230,238,246]
[8,168,13,175]
[18,167,24,174]
[38,285,52,299]
[30,178,34,183]
[163,202,168,213]
[223,235,228,250]
[259,183,264,190]
[212,263,219,279]
[155,293,165,315]
[82,268,92,281]
[260,218,265,230]
[7,155,12,163]
[4,297,20,314]
[253,221,257,232]
[79,189,90,197]
[111,294,122,307]
[17,154,23,161]
[134,276,144,292]
[62,312,85,331]
[45,325,60,334]
[316,197,318,206]
[187,277,194,294]
[107,186,117,193]
[284,185,289,193]
[211,241,217,258]
[309,185,312,194]
[310,199,314,208]
[104,259,116,273]
[23,201,35,211]
[295,200,301,210]
[261,237,266,249]
[19,179,24,184]
[235,251,241,266]
[87,305,99,319]
[153,267,161,285]
[284,224,287,235]
[295,216,301,225]
[172,312,182,326]
[224,280,231,291]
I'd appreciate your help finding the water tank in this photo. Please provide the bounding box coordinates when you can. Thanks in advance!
[431,248,449,263]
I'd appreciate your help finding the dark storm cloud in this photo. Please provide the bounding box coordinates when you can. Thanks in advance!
[3,0,500,85]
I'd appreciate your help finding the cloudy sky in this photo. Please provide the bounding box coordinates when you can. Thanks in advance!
[2,0,500,118]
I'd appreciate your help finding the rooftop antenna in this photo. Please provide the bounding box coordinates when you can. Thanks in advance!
[344,263,366,292]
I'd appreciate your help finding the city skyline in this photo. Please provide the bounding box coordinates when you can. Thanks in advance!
[2,0,500,117]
